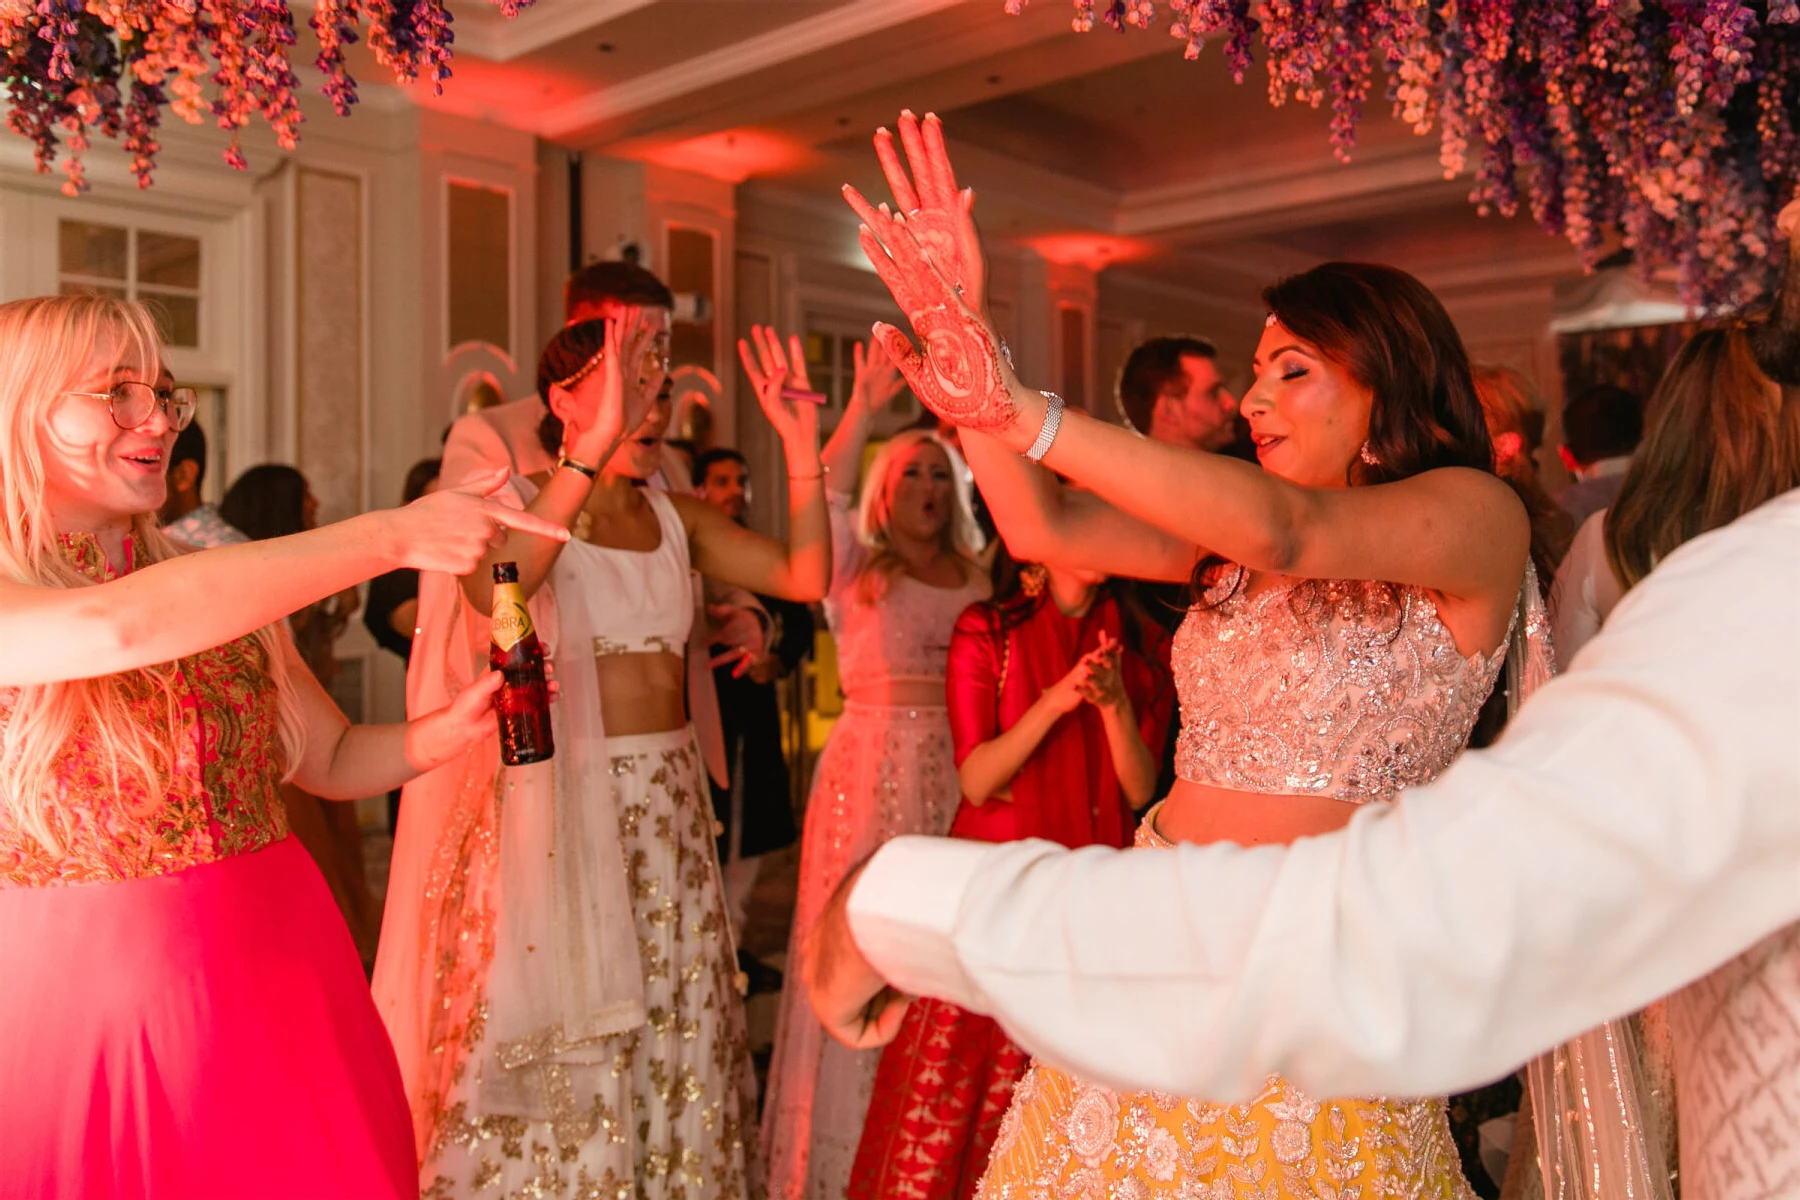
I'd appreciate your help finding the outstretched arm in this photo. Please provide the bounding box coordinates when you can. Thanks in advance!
[960,430,1198,582]
[0,472,566,688]
[681,326,830,603]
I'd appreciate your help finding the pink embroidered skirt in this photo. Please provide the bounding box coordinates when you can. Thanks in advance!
[0,835,414,1199]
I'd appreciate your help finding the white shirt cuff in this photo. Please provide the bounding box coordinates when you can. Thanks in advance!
[846,836,992,1012]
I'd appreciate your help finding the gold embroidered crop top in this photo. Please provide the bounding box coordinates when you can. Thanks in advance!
[1172,568,1509,804]
[0,533,289,887]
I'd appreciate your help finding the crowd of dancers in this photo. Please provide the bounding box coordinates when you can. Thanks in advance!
[0,110,1796,1200]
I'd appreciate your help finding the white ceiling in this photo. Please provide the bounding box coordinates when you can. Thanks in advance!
[424,0,1588,303]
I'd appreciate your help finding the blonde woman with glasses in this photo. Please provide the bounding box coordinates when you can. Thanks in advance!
[0,294,568,1200]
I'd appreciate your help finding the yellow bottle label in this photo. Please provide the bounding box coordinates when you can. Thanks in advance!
[491,582,535,653]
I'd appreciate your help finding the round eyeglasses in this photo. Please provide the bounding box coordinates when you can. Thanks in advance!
[64,381,198,432]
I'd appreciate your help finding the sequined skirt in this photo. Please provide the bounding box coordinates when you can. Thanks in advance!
[425,728,760,1200]
[975,808,1474,1200]
[763,702,963,1200]
[0,836,414,1200]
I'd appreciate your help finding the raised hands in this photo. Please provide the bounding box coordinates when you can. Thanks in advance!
[382,467,570,575]
[736,325,823,464]
[551,308,665,463]
[846,110,986,308]
[846,112,1037,438]
[850,335,906,415]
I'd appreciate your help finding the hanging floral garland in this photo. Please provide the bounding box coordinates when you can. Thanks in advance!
[0,0,530,196]
[1010,0,1800,309]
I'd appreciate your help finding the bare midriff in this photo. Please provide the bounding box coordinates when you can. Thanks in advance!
[841,678,949,709]
[1156,777,1361,848]
[594,651,688,734]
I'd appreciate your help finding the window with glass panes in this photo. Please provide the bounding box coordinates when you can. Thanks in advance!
[57,220,202,348]
[802,319,918,430]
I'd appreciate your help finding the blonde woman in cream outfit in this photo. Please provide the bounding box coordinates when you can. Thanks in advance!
[762,335,988,1200]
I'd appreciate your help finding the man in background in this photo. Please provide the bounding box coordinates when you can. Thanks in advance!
[1556,383,1644,527]
[1115,334,1254,461]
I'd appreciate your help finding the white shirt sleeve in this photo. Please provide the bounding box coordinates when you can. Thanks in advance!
[849,491,1800,1101]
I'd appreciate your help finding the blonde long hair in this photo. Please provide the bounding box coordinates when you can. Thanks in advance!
[853,428,984,605]
[0,295,305,854]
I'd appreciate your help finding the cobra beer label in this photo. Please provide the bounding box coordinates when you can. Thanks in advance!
[491,583,534,653]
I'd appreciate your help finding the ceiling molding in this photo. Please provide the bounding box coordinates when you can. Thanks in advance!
[1100,265,1267,320]
[532,0,968,140]
[1117,143,1459,239]
[456,0,661,62]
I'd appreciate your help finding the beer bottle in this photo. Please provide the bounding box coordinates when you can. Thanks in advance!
[489,562,554,765]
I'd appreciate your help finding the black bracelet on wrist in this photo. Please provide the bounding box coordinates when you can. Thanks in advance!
[557,455,600,480]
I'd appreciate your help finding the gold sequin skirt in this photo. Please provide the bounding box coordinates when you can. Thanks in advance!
[974,807,1473,1200]
[425,729,761,1200]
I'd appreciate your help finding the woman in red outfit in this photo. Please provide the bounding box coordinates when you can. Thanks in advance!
[849,547,1173,1200]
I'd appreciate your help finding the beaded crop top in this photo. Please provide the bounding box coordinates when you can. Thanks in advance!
[1172,568,1509,804]
[0,532,288,887]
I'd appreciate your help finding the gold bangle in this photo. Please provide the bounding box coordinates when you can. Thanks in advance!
[557,455,600,480]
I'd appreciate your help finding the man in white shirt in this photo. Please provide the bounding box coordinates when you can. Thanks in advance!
[805,485,1800,1105]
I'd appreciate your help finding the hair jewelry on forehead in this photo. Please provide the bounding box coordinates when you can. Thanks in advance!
[555,349,604,392]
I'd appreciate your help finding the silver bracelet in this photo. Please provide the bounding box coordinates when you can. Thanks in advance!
[1024,391,1065,463]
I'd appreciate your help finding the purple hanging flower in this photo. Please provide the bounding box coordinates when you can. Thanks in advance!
[0,0,531,191]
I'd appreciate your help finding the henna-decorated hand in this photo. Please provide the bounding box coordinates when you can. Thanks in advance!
[856,212,1042,441]
[843,110,986,313]
[848,112,1046,444]
[736,324,822,464]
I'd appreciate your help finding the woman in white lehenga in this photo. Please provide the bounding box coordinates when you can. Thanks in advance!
[375,316,828,1199]
[762,339,988,1200]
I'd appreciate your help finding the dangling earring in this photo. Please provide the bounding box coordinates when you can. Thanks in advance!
[1019,563,1048,597]
[1359,440,1381,467]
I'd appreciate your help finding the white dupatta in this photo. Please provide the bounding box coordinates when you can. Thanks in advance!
[372,476,645,1161]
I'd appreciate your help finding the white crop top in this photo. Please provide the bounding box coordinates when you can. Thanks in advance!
[549,487,694,659]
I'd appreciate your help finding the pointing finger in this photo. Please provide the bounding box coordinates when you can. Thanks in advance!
[486,503,572,542]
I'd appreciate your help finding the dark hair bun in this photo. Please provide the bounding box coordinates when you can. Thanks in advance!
[537,319,606,403]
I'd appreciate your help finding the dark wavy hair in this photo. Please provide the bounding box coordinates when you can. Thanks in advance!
[1195,262,1496,598]
[219,463,309,541]
[1265,261,1494,485]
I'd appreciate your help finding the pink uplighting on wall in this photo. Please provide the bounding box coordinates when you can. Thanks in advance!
[629,130,818,184]
[1018,234,1155,271]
